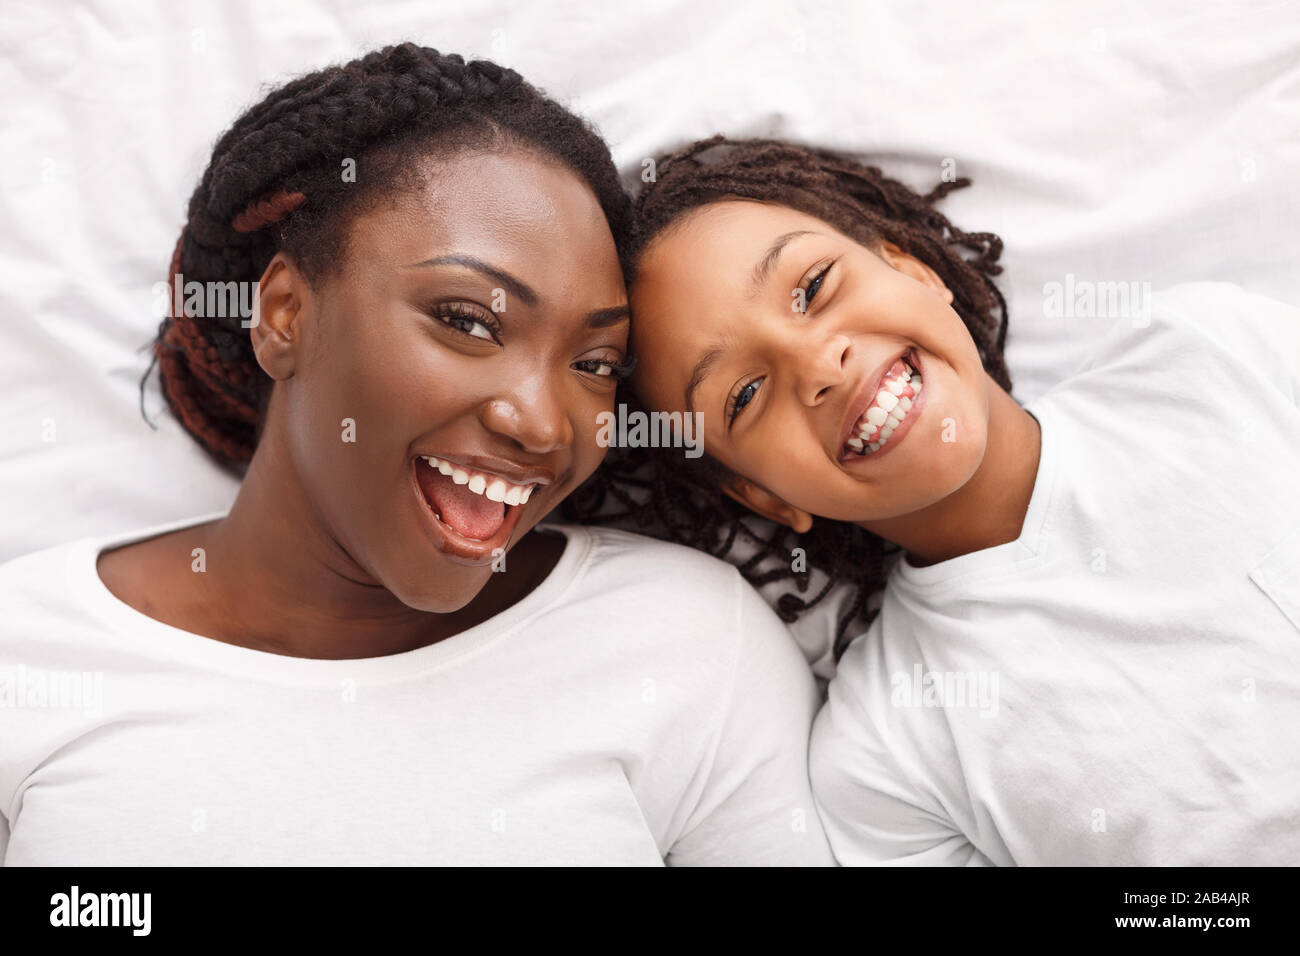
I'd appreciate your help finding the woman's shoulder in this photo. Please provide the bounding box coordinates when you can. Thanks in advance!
[0,514,222,638]
[549,521,748,589]
[543,521,784,634]
[0,536,101,664]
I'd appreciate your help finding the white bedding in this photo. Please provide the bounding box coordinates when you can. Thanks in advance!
[2,0,1297,562]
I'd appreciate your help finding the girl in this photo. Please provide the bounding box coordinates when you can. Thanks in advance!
[570,135,1300,865]
[0,52,832,866]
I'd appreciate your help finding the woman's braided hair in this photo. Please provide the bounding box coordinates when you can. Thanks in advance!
[562,135,1013,662]
[144,42,632,471]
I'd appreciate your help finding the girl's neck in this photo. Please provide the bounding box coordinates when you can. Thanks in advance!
[860,376,1042,568]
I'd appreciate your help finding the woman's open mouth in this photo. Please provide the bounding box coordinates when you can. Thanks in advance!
[839,349,926,461]
[411,455,541,564]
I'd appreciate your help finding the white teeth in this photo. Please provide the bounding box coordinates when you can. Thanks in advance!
[423,456,537,506]
[842,360,925,457]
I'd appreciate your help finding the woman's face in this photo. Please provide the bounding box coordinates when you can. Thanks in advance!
[255,148,628,612]
[628,199,992,527]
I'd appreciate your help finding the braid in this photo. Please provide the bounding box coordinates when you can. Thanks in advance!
[143,43,632,472]
[563,135,1012,663]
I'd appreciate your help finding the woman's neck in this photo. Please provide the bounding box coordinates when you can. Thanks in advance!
[191,437,560,659]
[859,376,1042,568]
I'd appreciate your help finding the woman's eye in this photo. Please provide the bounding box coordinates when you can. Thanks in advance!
[456,319,495,340]
[574,355,635,380]
[430,304,500,343]
[727,377,762,424]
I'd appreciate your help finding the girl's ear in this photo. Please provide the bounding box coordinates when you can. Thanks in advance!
[721,474,814,534]
[877,240,954,305]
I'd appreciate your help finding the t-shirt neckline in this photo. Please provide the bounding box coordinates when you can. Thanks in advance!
[71,512,594,684]
[892,402,1059,589]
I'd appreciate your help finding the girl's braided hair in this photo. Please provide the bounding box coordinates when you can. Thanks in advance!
[562,135,1013,663]
[143,42,632,472]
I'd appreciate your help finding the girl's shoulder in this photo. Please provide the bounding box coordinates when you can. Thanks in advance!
[1069,282,1299,403]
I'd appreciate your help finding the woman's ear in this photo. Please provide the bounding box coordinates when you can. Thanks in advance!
[720,474,814,534]
[877,240,954,305]
[249,253,307,381]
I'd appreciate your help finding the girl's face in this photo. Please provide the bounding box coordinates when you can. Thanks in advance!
[628,199,992,528]
[253,148,628,612]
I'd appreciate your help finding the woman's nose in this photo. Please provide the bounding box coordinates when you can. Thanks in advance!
[478,375,574,455]
[794,332,853,406]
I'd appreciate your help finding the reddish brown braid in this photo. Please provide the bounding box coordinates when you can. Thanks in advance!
[563,135,1013,662]
[143,43,632,472]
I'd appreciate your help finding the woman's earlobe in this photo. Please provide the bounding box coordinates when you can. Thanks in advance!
[721,475,814,534]
[250,256,303,381]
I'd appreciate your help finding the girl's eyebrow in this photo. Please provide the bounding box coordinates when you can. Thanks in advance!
[749,230,816,297]
[686,345,726,415]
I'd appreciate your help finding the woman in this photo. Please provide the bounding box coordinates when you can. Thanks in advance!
[0,49,832,866]
[570,135,1300,865]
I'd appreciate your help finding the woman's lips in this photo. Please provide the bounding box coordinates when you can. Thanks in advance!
[409,458,529,566]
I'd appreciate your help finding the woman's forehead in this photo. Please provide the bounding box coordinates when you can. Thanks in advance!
[343,150,622,294]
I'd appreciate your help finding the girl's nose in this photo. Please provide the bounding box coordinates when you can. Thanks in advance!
[794,332,853,407]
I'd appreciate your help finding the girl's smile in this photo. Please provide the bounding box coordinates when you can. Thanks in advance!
[836,347,927,463]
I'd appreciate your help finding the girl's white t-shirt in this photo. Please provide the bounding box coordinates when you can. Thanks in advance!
[0,519,834,866]
[810,282,1300,865]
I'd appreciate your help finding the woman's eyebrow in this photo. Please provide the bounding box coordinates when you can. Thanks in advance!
[585,305,631,328]
[749,230,816,297]
[407,254,539,307]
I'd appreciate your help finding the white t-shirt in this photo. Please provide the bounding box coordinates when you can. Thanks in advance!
[0,519,834,866]
[810,282,1300,865]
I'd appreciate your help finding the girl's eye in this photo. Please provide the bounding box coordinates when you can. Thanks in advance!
[727,377,763,425]
[574,355,636,381]
[431,303,501,342]
[803,260,835,308]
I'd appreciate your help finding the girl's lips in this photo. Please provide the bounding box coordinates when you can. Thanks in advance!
[409,458,528,566]
[836,347,913,456]
[840,347,928,466]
